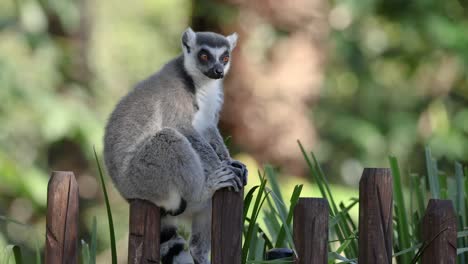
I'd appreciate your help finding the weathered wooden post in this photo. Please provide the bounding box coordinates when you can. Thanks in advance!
[45,171,79,264]
[128,199,161,264]
[211,189,244,264]
[293,198,329,264]
[422,199,457,264]
[358,168,393,264]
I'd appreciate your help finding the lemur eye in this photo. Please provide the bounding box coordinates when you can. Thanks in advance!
[200,53,208,61]
[222,56,229,63]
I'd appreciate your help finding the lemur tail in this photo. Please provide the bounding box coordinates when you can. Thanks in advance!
[160,226,194,264]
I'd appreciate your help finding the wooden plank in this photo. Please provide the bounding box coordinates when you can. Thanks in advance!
[128,199,161,264]
[45,171,79,264]
[293,198,329,264]
[358,168,393,264]
[422,199,457,264]
[211,188,243,264]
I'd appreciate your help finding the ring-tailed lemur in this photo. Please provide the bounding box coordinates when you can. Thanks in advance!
[103,28,248,264]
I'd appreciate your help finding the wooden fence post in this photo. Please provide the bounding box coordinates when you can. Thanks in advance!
[211,189,243,264]
[421,199,457,264]
[128,199,161,264]
[45,171,79,264]
[358,168,393,264]
[293,198,329,264]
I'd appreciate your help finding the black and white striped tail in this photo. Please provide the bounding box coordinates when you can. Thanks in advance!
[160,226,194,264]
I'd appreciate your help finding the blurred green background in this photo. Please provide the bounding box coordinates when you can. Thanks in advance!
[0,0,467,262]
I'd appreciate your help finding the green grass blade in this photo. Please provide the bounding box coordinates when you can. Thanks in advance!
[248,224,259,261]
[393,243,422,258]
[264,166,289,247]
[336,202,358,255]
[90,216,97,264]
[275,185,303,248]
[34,240,41,264]
[335,230,357,254]
[465,166,468,228]
[298,141,327,200]
[265,189,297,257]
[329,199,358,228]
[425,147,440,199]
[455,163,465,226]
[246,259,294,264]
[0,216,41,264]
[389,156,413,263]
[263,209,280,243]
[410,174,426,217]
[244,186,261,236]
[244,217,274,249]
[311,153,338,213]
[439,172,448,199]
[312,152,355,256]
[242,172,269,264]
[93,146,117,264]
[328,252,357,263]
[298,141,352,256]
[459,230,468,238]
[265,165,286,211]
[254,234,266,261]
[3,245,22,264]
[456,163,468,263]
[81,240,90,264]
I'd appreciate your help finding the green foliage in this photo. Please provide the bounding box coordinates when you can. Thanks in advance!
[2,245,22,264]
[242,168,300,264]
[318,0,468,181]
[390,156,413,263]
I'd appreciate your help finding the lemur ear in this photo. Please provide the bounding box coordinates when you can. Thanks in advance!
[182,27,196,53]
[227,32,238,51]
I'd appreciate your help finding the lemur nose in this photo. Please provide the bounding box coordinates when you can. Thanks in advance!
[215,68,223,75]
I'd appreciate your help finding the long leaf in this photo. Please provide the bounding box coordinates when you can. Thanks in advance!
[455,163,467,263]
[266,189,297,257]
[90,216,97,264]
[93,146,117,264]
[3,245,22,264]
[248,224,260,261]
[81,240,90,264]
[254,233,266,261]
[242,172,269,264]
[425,147,440,199]
[244,186,261,236]
[455,163,466,226]
[275,184,303,247]
[389,156,413,263]
[298,141,352,257]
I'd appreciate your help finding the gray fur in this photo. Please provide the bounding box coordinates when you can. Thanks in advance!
[103,28,246,264]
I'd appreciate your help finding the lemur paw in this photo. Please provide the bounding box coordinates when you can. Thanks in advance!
[228,160,248,186]
[208,163,243,193]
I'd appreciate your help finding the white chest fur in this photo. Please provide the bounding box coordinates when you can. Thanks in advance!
[192,80,223,133]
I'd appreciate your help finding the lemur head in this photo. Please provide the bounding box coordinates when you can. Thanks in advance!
[182,28,238,80]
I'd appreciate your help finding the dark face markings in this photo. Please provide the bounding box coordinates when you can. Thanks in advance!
[195,32,230,49]
[219,51,230,65]
[197,49,212,64]
[194,45,230,79]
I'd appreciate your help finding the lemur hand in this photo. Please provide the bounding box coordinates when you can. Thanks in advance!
[227,160,248,186]
[203,161,243,196]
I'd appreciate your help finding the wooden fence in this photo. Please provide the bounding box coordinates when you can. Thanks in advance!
[44,168,457,264]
